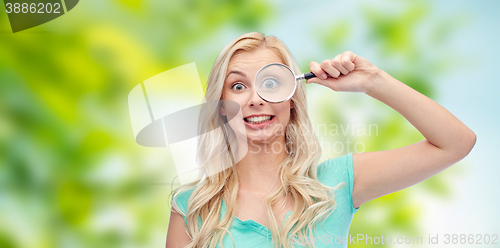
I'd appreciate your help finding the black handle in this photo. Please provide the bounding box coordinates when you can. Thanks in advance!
[304,72,316,80]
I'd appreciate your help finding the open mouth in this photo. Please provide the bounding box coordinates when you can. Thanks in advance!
[244,115,274,124]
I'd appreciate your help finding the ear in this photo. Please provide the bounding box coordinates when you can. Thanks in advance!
[290,100,294,109]
[219,104,226,116]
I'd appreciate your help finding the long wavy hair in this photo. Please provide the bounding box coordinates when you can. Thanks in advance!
[171,32,344,248]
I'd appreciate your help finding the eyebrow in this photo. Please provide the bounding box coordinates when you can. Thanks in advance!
[226,70,247,79]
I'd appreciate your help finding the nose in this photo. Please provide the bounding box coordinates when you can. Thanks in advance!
[248,86,265,107]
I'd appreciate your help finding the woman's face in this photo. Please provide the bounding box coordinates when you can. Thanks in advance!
[220,48,294,144]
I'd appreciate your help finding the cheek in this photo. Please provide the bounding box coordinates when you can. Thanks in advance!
[275,103,292,121]
[221,91,247,112]
[223,92,239,103]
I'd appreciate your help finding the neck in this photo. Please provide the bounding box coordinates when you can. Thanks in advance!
[235,136,288,194]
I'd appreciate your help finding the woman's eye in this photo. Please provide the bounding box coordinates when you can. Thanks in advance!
[231,83,246,91]
[263,79,276,88]
[259,77,280,90]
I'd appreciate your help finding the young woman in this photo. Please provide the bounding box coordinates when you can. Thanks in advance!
[165,32,476,248]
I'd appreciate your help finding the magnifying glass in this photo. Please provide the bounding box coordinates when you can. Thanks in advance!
[255,63,317,103]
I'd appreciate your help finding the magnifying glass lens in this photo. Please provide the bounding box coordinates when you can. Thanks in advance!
[255,64,296,103]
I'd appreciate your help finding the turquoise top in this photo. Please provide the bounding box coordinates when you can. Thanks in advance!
[174,153,359,247]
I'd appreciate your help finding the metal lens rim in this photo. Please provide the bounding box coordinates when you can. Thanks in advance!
[254,63,297,103]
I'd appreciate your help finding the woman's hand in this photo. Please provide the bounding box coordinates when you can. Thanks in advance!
[307,51,380,93]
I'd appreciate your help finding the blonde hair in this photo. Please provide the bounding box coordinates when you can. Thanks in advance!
[171,32,343,248]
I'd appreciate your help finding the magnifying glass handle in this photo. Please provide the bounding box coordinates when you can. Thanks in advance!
[296,72,316,81]
[303,72,316,80]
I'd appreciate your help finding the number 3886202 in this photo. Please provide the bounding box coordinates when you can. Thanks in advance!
[5,3,62,14]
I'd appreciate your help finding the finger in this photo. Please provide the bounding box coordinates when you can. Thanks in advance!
[308,77,341,91]
[320,59,341,78]
[306,77,327,86]
[309,61,327,80]
[331,54,349,75]
[341,51,356,71]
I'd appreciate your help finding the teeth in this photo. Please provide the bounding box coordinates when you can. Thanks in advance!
[245,115,272,124]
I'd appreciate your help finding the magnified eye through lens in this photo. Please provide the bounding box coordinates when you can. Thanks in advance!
[260,77,281,91]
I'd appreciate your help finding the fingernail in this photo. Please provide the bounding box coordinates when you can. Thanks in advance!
[322,74,327,79]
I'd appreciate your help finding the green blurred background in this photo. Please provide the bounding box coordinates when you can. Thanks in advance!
[1,0,499,247]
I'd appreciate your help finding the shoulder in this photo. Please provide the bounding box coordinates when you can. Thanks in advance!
[172,188,195,216]
[316,153,354,187]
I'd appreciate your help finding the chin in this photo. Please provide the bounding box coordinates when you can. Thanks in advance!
[247,134,283,145]
[246,136,270,144]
